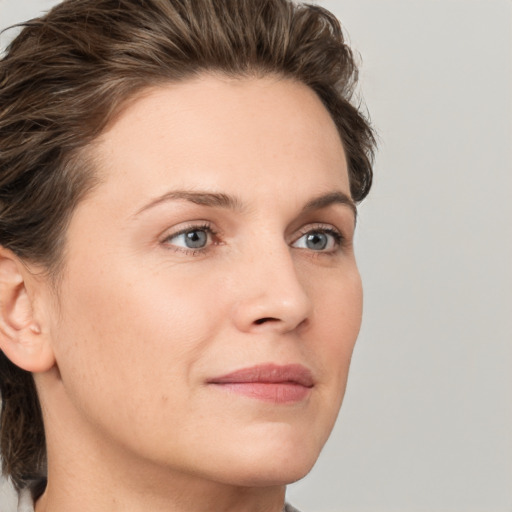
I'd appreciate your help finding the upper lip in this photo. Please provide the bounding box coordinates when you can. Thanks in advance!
[208,363,314,387]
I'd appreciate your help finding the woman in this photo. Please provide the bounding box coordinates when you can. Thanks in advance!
[0,0,375,511]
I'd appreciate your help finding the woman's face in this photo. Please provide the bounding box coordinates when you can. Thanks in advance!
[39,75,363,487]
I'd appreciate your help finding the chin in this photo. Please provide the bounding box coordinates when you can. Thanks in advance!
[250,459,317,487]
[216,457,317,488]
[207,429,326,488]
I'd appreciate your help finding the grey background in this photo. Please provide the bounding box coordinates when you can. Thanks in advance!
[1,1,511,511]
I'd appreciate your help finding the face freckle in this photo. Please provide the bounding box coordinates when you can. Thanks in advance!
[42,74,363,489]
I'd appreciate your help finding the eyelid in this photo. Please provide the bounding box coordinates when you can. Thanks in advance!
[290,223,345,252]
[160,221,220,255]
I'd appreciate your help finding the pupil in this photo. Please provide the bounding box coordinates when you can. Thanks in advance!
[306,232,327,250]
[185,230,207,248]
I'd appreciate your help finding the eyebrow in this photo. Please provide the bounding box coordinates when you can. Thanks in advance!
[135,190,244,216]
[302,191,357,220]
[135,189,356,219]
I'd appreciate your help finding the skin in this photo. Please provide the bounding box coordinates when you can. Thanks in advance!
[4,75,363,512]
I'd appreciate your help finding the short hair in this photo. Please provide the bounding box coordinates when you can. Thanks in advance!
[0,0,375,489]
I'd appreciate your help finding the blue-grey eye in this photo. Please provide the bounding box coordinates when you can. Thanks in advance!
[183,230,208,248]
[305,232,328,250]
[292,229,339,251]
[167,228,210,249]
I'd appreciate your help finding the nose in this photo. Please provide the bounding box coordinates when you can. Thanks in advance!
[231,245,312,334]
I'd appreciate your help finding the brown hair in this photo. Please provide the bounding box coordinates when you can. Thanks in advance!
[0,0,375,489]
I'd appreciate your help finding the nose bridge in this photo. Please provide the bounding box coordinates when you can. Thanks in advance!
[233,236,312,332]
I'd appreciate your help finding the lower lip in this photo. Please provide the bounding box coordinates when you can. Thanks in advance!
[210,382,311,403]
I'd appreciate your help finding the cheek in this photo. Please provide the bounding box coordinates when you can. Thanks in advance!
[311,264,363,347]
[50,262,224,417]
[334,272,362,354]
[308,266,363,395]
[46,264,233,471]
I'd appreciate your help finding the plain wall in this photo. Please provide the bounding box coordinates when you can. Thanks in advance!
[1,1,511,511]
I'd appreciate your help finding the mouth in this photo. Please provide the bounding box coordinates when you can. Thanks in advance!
[207,364,314,404]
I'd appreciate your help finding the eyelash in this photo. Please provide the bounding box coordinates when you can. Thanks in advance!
[161,222,345,256]
[161,222,220,256]
[292,224,345,254]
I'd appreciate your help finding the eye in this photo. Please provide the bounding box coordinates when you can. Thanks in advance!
[291,227,342,252]
[163,224,216,252]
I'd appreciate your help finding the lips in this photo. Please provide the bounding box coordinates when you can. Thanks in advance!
[207,364,314,403]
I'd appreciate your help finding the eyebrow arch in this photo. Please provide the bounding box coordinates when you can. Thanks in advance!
[302,191,357,220]
[135,190,244,216]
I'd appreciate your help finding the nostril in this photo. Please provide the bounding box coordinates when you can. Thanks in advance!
[254,317,278,325]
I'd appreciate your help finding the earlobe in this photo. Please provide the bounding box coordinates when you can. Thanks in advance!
[0,248,55,373]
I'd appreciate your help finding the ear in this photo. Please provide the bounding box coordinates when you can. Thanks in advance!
[0,247,55,373]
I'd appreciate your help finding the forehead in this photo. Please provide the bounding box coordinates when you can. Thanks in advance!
[87,74,349,211]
